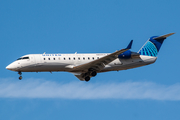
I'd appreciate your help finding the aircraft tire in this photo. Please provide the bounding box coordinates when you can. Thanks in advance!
[91,71,97,77]
[18,71,22,75]
[85,76,90,82]
[19,76,22,80]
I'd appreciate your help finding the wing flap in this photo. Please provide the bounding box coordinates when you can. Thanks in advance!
[74,74,84,81]
[71,72,84,81]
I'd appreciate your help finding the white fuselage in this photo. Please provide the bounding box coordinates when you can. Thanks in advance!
[6,53,157,73]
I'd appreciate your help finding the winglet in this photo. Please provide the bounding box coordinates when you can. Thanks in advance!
[126,40,133,49]
[154,33,175,40]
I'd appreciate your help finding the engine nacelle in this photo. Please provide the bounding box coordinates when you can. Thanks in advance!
[118,50,132,59]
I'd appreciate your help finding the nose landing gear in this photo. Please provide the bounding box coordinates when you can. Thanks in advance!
[18,71,22,80]
[19,76,22,80]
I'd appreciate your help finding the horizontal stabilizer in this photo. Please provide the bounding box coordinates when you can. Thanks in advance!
[154,33,175,40]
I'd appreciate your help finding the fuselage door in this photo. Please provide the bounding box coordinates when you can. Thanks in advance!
[29,55,36,65]
[34,55,42,66]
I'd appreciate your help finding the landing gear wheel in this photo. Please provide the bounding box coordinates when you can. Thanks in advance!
[19,76,22,80]
[18,71,22,80]
[91,71,97,77]
[18,71,22,75]
[85,76,90,82]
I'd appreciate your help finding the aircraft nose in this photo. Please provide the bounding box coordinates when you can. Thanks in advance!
[6,65,10,70]
[6,63,17,71]
[6,64,13,70]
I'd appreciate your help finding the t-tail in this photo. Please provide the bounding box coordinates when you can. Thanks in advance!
[138,33,175,57]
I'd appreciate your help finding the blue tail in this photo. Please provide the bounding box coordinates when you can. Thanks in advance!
[138,33,174,57]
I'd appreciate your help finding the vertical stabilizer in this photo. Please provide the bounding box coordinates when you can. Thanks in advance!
[138,33,174,57]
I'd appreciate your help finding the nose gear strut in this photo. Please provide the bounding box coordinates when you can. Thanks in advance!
[18,71,22,80]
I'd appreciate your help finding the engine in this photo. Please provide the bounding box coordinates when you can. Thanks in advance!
[118,50,132,59]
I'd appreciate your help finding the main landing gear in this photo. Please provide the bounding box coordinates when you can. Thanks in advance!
[84,69,97,82]
[85,76,90,82]
[18,71,22,80]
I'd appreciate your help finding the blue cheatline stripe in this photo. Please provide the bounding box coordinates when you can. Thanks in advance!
[147,43,155,56]
[144,47,149,56]
[149,46,155,56]
[146,44,152,56]
[148,41,158,56]
[144,43,150,56]
[151,42,158,56]
[146,42,154,56]
[139,41,158,56]
[141,48,144,55]
[150,43,158,56]
[148,46,154,56]
[143,48,146,55]
[142,48,145,55]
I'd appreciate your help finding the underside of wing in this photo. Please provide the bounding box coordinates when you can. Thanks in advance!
[72,73,84,81]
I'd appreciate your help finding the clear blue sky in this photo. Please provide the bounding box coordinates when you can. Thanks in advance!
[1,0,180,120]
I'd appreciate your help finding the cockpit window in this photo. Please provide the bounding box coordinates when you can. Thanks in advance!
[22,57,29,59]
[17,57,29,61]
[17,58,21,60]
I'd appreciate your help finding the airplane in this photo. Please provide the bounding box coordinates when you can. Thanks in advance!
[6,33,174,82]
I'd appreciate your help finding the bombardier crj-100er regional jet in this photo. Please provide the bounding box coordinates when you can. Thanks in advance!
[6,33,174,81]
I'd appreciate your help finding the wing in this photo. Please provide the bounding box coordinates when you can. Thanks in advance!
[71,72,84,81]
[70,40,133,73]
[70,49,128,72]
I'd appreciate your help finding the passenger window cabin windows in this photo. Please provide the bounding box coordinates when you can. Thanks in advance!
[69,58,71,60]
[73,58,75,60]
[92,57,94,60]
[64,58,65,60]
[44,58,45,60]
[88,57,90,60]
[48,58,50,60]
[78,57,80,60]
[54,58,55,60]
[83,57,85,60]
